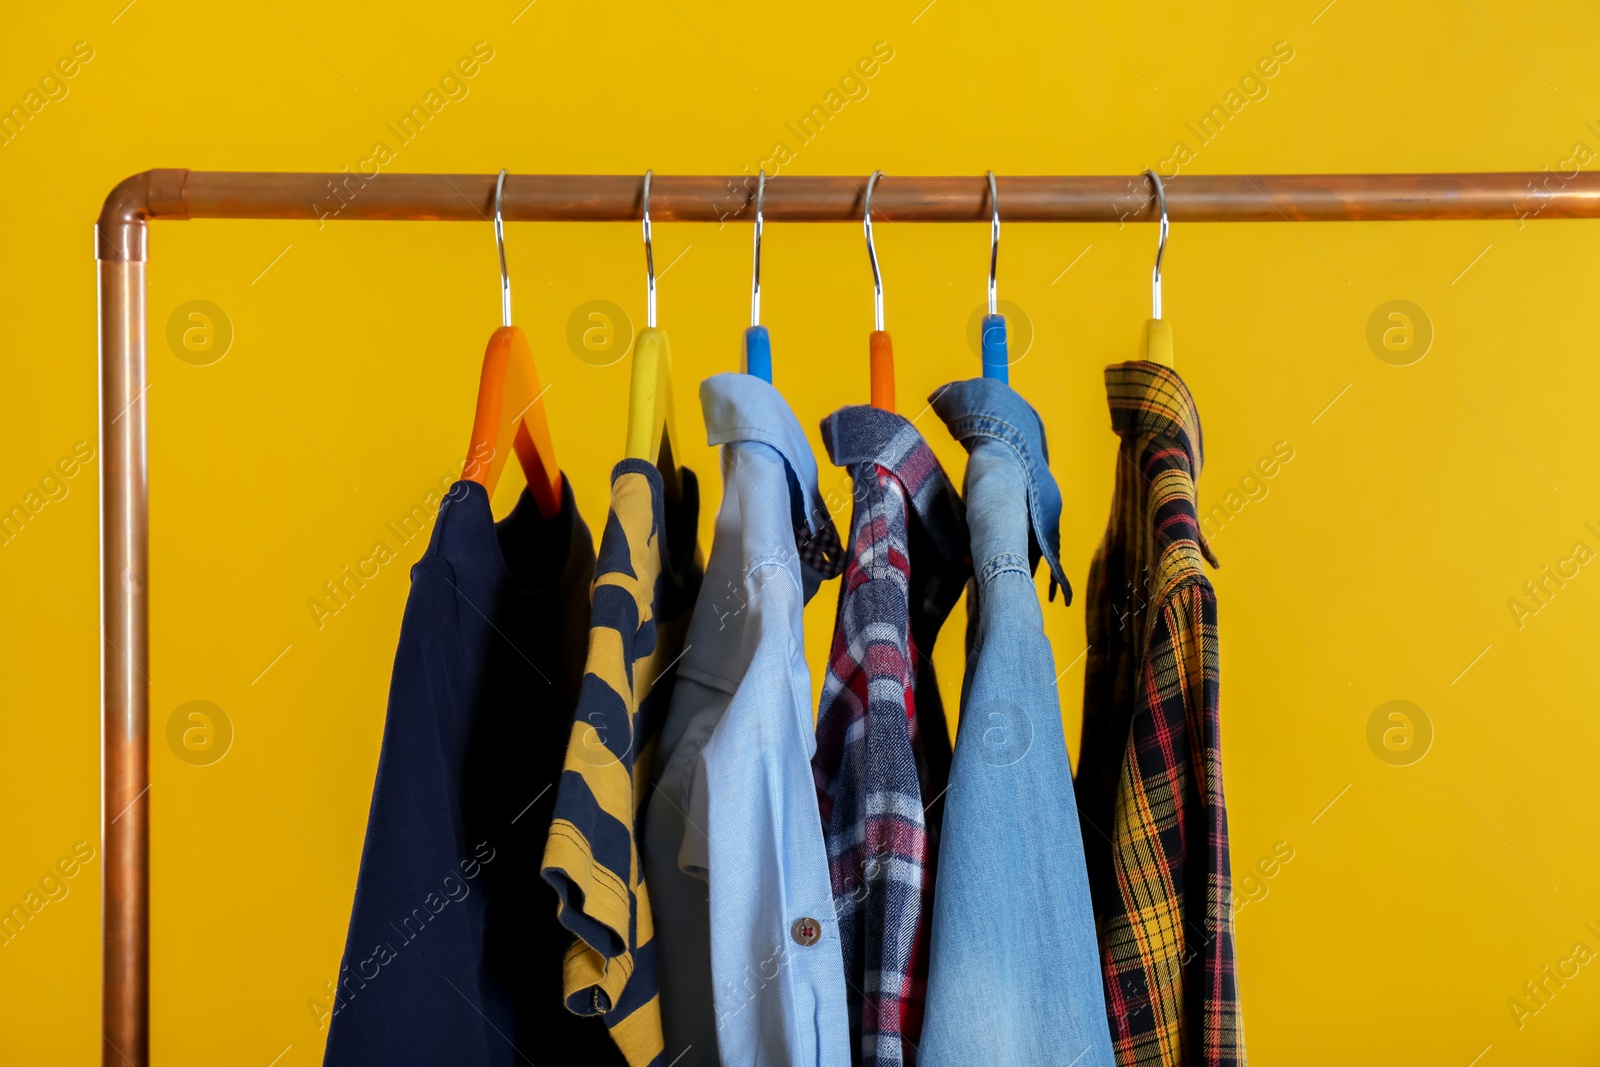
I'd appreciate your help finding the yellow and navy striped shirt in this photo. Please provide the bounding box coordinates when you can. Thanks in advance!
[542,458,700,1067]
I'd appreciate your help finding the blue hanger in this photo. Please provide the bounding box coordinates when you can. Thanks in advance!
[743,169,773,382]
[981,170,1008,382]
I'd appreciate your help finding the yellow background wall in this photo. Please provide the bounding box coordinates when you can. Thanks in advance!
[4,1,1598,1063]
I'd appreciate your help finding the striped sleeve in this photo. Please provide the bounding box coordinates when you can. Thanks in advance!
[542,466,671,1067]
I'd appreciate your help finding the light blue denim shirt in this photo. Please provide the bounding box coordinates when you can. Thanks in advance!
[920,379,1115,1067]
[642,372,852,1067]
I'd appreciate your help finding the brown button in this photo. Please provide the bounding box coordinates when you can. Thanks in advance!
[791,917,822,946]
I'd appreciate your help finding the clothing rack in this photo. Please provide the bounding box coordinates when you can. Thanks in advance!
[93,168,1600,1065]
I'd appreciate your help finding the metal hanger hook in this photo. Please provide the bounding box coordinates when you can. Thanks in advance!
[494,169,511,328]
[643,169,656,328]
[987,171,1000,316]
[751,170,765,327]
[1146,168,1168,320]
[864,170,885,332]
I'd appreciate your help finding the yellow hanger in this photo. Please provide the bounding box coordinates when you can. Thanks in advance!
[1139,169,1174,368]
[626,170,684,504]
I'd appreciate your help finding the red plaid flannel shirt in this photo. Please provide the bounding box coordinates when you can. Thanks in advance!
[813,405,968,1067]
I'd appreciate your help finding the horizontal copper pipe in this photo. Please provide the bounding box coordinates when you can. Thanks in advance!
[101,170,1600,245]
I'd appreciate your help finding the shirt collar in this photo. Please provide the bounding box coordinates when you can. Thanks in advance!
[1104,360,1205,473]
[700,372,844,584]
[820,404,969,577]
[1104,360,1218,567]
[929,377,1072,603]
[604,456,704,616]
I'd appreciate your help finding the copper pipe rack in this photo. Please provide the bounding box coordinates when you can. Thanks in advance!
[94,168,1600,1065]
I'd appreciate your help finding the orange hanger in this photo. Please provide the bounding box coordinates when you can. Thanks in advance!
[864,170,894,411]
[464,170,563,518]
[869,331,894,412]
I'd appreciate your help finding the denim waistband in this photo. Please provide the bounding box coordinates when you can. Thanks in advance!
[930,378,1071,601]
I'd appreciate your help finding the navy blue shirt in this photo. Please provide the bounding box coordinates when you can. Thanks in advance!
[324,478,621,1067]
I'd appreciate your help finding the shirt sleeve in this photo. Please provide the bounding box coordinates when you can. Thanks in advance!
[323,557,501,1066]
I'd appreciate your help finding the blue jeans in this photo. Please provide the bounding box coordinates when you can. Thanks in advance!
[920,380,1114,1067]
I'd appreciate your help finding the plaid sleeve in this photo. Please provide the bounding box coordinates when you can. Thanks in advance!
[1098,564,1240,1067]
[812,466,933,1067]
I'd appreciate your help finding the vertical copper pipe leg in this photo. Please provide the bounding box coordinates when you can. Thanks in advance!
[98,228,150,1067]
